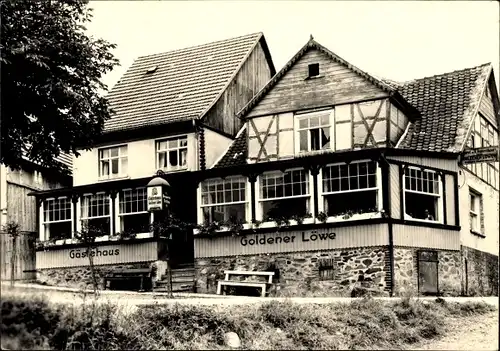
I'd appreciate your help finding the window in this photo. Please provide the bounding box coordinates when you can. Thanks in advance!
[308,63,320,78]
[99,145,128,179]
[318,259,335,280]
[43,197,72,240]
[119,188,150,234]
[200,177,247,223]
[296,110,332,153]
[81,193,111,236]
[259,169,310,221]
[469,190,483,234]
[157,136,188,171]
[321,161,379,217]
[403,167,442,222]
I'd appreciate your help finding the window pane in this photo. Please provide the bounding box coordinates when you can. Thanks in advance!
[120,146,127,156]
[320,113,329,125]
[101,149,109,158]
[111,159,119,174]
[121,158,128,175]
[110,147,119,157]
[180,149,187,167]
[310,116,319,127]
[169,150,178,167]
[310,129,320,150]
[101,160,109,176]
[180,138,188,147]
[299,130,308,151]
[299,119,308,129]
[324,190,377,217]
[321,127,330,149]
[168,139,177,148]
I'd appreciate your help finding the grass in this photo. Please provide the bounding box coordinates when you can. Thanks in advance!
[0,294,496,350]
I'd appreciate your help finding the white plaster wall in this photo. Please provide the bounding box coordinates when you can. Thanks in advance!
[204,128,232,168]
[73,132,198,186]
[459,168,499,255]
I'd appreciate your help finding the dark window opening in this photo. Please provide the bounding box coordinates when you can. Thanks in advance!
[262,197,309,222]
[83,217,110,236]
[121,213,150,234]
[202,203,246,224]
[324,190,378,217]
[308,63,320,78]
[46,222,72,240]
[405,192,438,221]
[319,259,335,280]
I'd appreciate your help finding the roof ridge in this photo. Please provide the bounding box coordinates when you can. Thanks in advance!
[135,32,263,60]
[401,63,491,84]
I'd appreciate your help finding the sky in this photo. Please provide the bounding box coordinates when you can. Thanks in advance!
[86,1,500,92]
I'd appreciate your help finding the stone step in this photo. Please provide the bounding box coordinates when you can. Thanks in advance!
[154,281,194,292]
[159,276,194,283]
[168,267,195,274]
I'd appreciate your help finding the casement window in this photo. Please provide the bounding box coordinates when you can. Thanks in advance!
[118,188,150,234]
[403,167,442,222]
[157,136,188,171]
[99,145,128,179]
[80,193,111,236]
[296,110,333,153]
[469,190,483,234]
[200,177,247,223]
[43,197,72,240]
[259,169,310,221]
[321,160,379,217]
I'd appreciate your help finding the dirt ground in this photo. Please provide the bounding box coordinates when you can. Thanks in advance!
[412,311,499,350]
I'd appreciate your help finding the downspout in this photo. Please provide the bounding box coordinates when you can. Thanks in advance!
[195,120,206,171]
[380,153,394,296]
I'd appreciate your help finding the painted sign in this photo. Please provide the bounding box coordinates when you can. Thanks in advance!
[147,186,163,211]
[240,231,336,246]
[461,146,499,164]
[195,224,389,258]
[36,241,158,269]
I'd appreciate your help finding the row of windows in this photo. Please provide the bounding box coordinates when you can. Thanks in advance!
[42,189,151,240]
[99,136,188,179]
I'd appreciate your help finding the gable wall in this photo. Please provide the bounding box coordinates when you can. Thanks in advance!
[247,48,388,118]
[204,41,273,136]
[479,79,498,128]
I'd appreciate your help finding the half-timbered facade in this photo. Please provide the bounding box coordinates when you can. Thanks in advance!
[194,37,499,297]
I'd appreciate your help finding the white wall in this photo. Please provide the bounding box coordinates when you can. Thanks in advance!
[204,128,233,168]
[73,132,198,186]
[459,168,499,255]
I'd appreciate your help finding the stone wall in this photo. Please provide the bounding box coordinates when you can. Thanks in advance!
[463,246,499,296]
[36,261,158,290]
[393,247,461,296]
[195,246,390,297]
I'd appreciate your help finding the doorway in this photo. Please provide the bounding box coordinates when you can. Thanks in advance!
[418,250,438,295]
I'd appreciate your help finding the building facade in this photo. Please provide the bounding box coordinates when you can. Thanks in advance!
[31,34,498,296]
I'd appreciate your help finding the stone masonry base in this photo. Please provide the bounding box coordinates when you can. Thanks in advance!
[195,246,391,297]
[463,246,499,296]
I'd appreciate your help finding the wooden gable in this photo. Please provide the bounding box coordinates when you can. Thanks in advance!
[246,47,389,118]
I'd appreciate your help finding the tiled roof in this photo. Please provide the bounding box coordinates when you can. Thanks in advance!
[213,126,247,168]
[104,33,266,133]
[398,64,492,152]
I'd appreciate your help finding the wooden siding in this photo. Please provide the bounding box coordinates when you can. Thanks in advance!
[445,174,456,226]
[247,49,388,118]
[36,241,158,269]
[479,87,497,127]
[389,164,401,219]
[204,41,273,136]
[387,156,459,173]
[392,224,460,250]
[0,232,36,280]
[7,183,37,232]
[195,223,389,258]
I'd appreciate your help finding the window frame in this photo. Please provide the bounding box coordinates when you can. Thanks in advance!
[294,109,335,155]
[117,187,151,234]
[317,159,383,221]
[256,167,314,224]
[308,63,320,78]
[402,166,444,224]
[156,134,189,172]
[42,196,73,241]
[198,176,249,225]
[98,144,128,180]
[80,192,112,235]
[469,189,483,235]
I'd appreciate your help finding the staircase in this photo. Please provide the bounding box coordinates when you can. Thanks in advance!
[154,263,195,293]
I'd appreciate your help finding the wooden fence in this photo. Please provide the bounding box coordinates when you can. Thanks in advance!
[0,231,37,281]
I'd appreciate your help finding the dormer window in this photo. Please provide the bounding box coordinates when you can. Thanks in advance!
[308,63,320,78]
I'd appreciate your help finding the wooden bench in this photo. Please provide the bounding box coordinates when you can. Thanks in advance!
[217,270,275,297]
[104,268,153,292]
